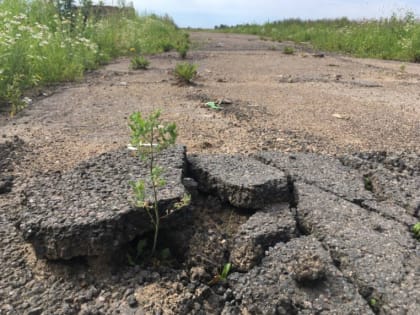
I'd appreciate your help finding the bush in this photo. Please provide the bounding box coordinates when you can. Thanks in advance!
[174,62,197,84]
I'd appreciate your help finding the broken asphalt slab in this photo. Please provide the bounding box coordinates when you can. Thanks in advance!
[295,183,420,314]
[341,152,420,217]
[188,154,292,209]
[230,203,297,272]
[225,236,375,315]
[17,145,187,260]
[255,151,373,204]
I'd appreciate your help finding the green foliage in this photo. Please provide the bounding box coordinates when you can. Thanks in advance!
[283,46,295,55]
[6,74,26,117]
[220,262,232,280]
[177,44,189,59]
[130,55,150,70]
[173,193,192,210]
[176,34,190,59]
[363,175,373,191]
[217,12,420,62]
[174,62,197,84]
[0,0,189,114]
[208,262,232,286]
[126,238,173,266]
[412,222,420,240]
[369,297,381,313]
[128,110,178,255]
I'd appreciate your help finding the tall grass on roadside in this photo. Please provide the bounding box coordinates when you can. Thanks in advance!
[217,12,420,62]
[0,0,189,115]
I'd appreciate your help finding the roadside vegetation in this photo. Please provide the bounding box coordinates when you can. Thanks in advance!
[216,12,420,63]
[0,0,189,115]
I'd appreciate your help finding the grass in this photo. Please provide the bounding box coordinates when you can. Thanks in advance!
[216,11,420,62]
[412,222,420,240]
[283,46,295,55]
[130,55,150,70]
[0,0,189,114]
[174,62,197,84]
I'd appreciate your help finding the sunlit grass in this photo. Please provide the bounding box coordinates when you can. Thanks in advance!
[216,12,420,63]
[0,0,189,114]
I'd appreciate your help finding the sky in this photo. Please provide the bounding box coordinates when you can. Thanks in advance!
[90,1,420,28]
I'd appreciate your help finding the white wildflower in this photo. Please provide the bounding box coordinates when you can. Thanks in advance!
[39,40,49,47]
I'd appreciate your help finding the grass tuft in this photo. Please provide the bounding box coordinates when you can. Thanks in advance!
[174,62,197,84]
[283,46,295,55]
[130,56,150,70]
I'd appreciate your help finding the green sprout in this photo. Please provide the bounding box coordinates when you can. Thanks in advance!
[129,110,177,255]
[412,222,420,240]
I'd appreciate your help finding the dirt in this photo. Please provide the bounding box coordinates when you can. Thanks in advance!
[0,31,419,314]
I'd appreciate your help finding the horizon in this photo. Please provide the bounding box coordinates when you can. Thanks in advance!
[83,1,420,28]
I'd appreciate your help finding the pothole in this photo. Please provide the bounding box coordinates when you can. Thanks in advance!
[13,147,420,314]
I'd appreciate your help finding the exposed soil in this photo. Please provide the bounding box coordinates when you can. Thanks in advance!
[0,32,419,314]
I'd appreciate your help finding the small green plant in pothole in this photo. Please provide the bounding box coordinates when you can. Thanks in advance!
[208,262,232,286]
[127,238,174,267]
[363,175,373,191]
[368,297,382,313]
[128,110,178,256]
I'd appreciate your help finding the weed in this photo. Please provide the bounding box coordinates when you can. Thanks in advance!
[208,262,232,286]
[283,46,295,55]
[368,297,381,313]
[127,238,174,266]
[6,74,25,117]
[130,55,150,70]
[129,110,177,255]
[174,62,197,84]
[399,64,406,72]
[412,222,420,240]
[220,262,232,280]
[173,193,191,210]
[363,175,373,191]
[177,42,189,59]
